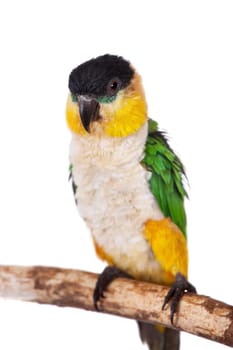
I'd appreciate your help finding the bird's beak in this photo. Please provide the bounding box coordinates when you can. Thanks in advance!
[77,95,100,132]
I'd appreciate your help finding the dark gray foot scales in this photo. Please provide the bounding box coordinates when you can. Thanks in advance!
[93,266,131,310]
[162,273,197,325]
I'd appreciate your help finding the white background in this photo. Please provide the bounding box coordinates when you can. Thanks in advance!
[0,1,233,349]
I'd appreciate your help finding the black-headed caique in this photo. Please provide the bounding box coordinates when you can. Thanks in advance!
[66,54,196,350]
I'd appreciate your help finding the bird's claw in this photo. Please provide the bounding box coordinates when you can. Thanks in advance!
[162,273,197,325]
[93,266,131,310]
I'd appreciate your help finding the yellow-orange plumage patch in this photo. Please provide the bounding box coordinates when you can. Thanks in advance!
[103,72,147,137]
[92,238,114,265]
[144,218,188,284]
[66,95,87,135]
[103,93,147,137]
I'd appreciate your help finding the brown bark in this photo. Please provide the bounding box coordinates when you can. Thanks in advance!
[0,265,232,347]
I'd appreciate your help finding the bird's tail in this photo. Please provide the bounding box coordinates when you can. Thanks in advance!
[137,321,180,350]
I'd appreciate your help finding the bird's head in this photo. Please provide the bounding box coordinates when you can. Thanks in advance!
[66,54,147,137]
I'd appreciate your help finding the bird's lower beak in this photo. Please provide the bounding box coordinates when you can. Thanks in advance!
[77,95,100,132]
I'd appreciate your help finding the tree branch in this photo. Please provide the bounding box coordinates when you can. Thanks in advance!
[0,265,232,347]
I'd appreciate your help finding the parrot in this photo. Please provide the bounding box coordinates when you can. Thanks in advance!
[66,54,196,350]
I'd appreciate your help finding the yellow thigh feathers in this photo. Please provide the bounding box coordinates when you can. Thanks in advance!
[144,218,188,284]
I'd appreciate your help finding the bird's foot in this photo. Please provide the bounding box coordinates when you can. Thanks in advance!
[94,266,132,310]
[162,273,197,325]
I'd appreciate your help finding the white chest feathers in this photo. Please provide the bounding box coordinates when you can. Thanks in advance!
[69,123,164,280]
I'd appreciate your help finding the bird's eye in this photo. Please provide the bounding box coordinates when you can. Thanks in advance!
[107,78,122,96]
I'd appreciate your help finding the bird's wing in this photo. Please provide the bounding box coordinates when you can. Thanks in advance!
[142,119,188,238]
[69,164,78,197]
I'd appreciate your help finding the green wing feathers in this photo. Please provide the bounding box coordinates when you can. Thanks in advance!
[142,119,188,238]
[69,164,78,197]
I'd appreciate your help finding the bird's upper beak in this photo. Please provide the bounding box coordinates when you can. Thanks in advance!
[77,95,100,132]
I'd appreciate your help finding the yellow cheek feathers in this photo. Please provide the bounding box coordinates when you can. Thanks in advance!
[66,95,87,135]
[103,92,147,137]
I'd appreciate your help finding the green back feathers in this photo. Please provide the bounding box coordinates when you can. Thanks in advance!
[142,119,188,238]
